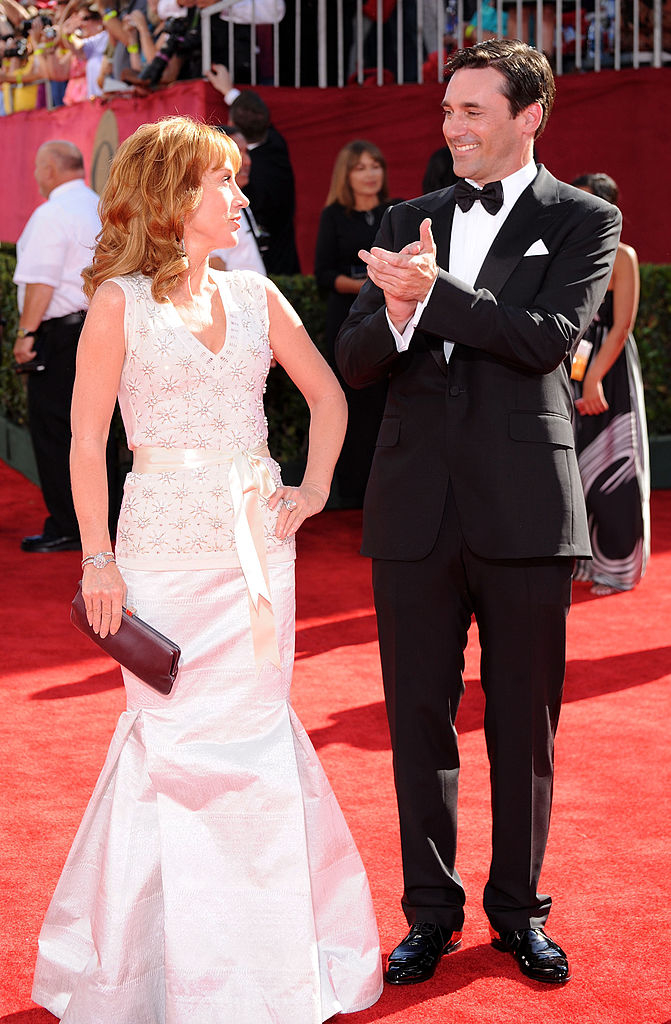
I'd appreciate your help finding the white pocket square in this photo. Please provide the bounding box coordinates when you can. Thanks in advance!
[523,239,549,257]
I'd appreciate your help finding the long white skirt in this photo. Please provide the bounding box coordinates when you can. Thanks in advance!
[32,563,382,1023]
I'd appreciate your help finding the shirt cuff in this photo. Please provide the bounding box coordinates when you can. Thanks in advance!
[224,87,241,105]
[386,279,438,353]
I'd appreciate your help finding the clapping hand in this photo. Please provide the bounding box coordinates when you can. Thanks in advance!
[358,217,438,331]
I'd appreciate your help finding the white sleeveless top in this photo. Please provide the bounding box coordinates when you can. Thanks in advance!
[112,270,295,570]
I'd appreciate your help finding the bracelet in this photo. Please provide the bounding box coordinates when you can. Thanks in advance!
[103,9,117,21]
[127,43,139,53]
[82,551,115,569]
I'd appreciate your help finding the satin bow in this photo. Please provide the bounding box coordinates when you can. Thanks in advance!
[454,178,504,215]
[131,444,281,672]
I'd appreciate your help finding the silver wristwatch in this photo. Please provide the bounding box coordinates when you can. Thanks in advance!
[81,551,116,569]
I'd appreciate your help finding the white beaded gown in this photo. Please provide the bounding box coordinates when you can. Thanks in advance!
[31,270,383,1023]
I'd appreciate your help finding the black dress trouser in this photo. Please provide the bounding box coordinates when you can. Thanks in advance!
[27,315,118,540]
[372,485,574,934]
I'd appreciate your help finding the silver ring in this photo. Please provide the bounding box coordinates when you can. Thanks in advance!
[283,498,297,510]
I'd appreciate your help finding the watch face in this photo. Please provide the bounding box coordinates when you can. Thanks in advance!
[93,553,108,568]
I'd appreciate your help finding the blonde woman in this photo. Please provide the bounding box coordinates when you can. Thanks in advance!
[314,139,399,507]
[31,116,382,1024]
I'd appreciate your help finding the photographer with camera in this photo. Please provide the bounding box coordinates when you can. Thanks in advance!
[121,0,201,87]
[34,10,72,106]
[59,6,108,99]
[88,0,147,85]
[0,1,41,112]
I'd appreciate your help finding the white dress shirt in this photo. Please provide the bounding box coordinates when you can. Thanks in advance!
[390,160,538,359]
[14,178,101,320]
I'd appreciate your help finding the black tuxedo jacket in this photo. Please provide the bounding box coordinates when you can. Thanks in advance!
[335,166,622,562]
[246,126,301,275]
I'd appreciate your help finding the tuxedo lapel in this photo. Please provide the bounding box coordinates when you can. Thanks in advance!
[474,166,559,295]
[407,190,456,267]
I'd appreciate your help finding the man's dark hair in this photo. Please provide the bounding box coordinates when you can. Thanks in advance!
[229,91,270,144]
[571,172,619,205]
[445,39,556,139]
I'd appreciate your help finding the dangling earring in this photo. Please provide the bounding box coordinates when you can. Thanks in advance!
[177,237,187,259]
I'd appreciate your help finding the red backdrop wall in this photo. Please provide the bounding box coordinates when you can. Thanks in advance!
[1,68,669,269]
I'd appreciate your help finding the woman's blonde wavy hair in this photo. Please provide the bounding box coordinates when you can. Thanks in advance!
[83,116,241,303]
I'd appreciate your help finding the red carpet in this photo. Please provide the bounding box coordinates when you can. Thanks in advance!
[1,460,670,1023]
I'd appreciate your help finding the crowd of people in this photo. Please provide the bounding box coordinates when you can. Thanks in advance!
[2,0,669,113]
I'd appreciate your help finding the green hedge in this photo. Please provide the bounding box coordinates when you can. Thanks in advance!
[636,264,671,436]
[2,247,671,461]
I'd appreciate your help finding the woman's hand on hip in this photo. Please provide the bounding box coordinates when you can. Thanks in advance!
[270,483,330,539]
[82,563,127,638]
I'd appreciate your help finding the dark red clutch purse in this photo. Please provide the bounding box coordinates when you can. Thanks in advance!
[71,582,180,695]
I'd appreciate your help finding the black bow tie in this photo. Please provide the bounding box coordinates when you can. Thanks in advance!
[454,178,504,215]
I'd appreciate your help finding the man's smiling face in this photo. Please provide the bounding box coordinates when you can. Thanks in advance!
[442,66,536,186]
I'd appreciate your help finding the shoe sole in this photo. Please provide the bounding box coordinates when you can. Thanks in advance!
[384,934,463,986]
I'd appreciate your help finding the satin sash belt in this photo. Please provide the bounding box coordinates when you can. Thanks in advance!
[132,444,281,671]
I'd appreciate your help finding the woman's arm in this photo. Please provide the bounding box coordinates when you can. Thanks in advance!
[125,9,156,61]
[0,0,30,28]
[575,242,640,416]
[264,280,347,538]
[70,280,127,637]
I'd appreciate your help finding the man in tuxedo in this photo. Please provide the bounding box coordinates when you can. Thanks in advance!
[229,89,301,274]
[336,39,621,987]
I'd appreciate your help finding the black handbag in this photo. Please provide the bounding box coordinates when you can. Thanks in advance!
[71,582,180,695]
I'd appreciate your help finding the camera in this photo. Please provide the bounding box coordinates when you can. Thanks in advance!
[139,12,201,87]
[3,36,28,59]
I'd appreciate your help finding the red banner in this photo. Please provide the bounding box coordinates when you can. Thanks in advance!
[1,69,669,268]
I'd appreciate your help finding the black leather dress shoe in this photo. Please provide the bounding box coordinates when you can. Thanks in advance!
[384,922,462,985]
[491,927,571,984]
[21,534,81,553]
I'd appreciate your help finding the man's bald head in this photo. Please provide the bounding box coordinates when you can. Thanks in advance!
[34,141,85,198]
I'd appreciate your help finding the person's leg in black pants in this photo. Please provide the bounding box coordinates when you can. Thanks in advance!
[27,320,80,540]
[465,551,574,933]
[372,488,473,931]
[26,318,120,544]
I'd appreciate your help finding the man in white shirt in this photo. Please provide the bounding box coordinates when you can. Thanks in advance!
[336,39,621,989]
[13,140,111,553]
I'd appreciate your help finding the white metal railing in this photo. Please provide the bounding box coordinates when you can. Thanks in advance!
[199,0,669,85]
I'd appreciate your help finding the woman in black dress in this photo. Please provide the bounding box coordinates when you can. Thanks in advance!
[315,140,399,507]
[570,172,650,594]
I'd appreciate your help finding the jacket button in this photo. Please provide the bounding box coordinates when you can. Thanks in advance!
[449,385,461,397]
